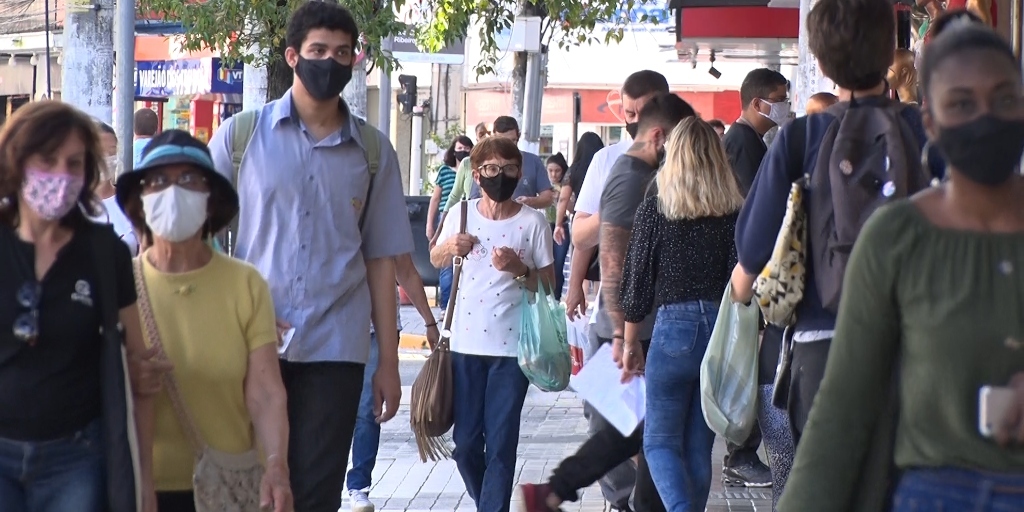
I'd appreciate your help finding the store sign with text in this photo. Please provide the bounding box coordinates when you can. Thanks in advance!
[135,58,243,97]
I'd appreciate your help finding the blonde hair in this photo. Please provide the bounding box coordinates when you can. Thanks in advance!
[656,117,744,221]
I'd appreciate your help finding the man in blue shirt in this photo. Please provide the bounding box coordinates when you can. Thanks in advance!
[132,108,158,169]
[474,116,555,209]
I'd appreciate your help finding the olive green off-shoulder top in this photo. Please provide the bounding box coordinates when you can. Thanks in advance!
[779,200,1024,510]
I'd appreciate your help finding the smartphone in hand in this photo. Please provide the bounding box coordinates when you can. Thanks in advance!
[979,385,1015,438]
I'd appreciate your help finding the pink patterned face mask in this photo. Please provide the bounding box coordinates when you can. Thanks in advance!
[21,170,85,221]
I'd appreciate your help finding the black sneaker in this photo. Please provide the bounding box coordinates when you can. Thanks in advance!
[722,460,773,487]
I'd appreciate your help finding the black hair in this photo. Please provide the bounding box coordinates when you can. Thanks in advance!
[568,132,604,196]
[637,93,696,135]
[492,116,519,135]
[740,68,789,108]
[921,23,1021,103]
[808,0,895,90]
[622,70,670,100]
[546,153,568,173]
[97,122,116,137]
[930,9,984,39]
[286,1,360,52]
[443,135,474,167]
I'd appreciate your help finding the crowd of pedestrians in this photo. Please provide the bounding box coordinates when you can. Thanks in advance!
[1,0,1023,511]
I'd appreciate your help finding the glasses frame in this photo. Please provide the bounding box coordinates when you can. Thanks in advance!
[477,163,520,178]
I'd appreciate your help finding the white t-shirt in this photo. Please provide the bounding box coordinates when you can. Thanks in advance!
[574,139,631,215]
[92,196,140,256]
[438,200,554,357]
[571,139,629,324]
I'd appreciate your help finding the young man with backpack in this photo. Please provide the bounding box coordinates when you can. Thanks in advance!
[207,3,412,511]
[730,0,944,444]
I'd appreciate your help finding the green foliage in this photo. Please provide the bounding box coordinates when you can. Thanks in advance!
[138,0,654,79]
[416,0,654,79]
[137,0,411,75]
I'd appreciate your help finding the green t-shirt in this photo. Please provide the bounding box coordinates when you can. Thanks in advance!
[780,200,1024,510]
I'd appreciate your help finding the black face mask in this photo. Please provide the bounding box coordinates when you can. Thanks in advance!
[479,173,519,203]
[453,150,470,163]
[625,122,639,139]
[295,56,353,101]
[934,115,1024,186]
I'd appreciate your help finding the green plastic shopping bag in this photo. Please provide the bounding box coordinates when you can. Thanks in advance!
[700,283,760,445]
[518,282,572,392]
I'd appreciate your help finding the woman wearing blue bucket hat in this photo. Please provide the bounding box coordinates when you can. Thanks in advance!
[116,129,293,512]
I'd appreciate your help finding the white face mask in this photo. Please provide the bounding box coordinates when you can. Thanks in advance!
[142,185,210,243]
[104,155,119,182]
[759,99,792,127]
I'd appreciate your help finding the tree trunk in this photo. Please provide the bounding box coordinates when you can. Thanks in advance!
[510,51,527,126]
[63,0,115,122]
[510,1,545,125]
[267,42,293,102]
[342,57,369,119]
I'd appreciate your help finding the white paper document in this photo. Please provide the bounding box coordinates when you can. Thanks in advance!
[569,344,646,437]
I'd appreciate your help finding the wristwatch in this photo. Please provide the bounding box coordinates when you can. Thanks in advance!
[514,266,531,284]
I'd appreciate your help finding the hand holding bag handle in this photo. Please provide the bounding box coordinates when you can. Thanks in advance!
[131,257,263,512]
[410,200,468,461]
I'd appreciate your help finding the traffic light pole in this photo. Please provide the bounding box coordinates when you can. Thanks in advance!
[410,105,424,195]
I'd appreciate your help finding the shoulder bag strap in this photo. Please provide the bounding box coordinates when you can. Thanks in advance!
[356,120,381,232]
[131,257,207,458]
[439,201,469,342]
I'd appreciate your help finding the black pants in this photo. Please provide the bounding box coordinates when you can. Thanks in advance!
[788,338,832,444]
[156,491,195,512]
[548,337,664,512]
[280,360,365,512]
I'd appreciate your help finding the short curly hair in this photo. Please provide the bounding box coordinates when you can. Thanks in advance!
[470,137,522,171]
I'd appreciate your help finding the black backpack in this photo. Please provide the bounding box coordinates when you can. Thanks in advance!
[807,98,931,313]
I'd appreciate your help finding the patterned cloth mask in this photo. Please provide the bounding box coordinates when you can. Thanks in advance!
[21,170,85,220]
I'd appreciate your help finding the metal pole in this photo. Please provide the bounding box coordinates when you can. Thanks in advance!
[410,105,424,195]
[115,0,135,174]
[1012,0,1022,60]
[43,0,52,98]
[377,35,393,137]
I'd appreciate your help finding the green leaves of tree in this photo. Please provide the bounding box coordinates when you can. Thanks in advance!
[138,0,651,78]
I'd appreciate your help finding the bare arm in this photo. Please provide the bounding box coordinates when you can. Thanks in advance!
[366,256,401,421]
[572,212,601,250]
[430,238,454,269]
[426,186,442,238]
[119,305,155,498]
[244,344,289,464]
[519,188,556,209]
[554,184,573,227]
[730,264,757,303]
[599,222,632,337]
[395,253,437,326]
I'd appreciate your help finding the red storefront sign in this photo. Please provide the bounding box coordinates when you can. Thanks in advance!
[465,87,742,127]
[677,7,799,39]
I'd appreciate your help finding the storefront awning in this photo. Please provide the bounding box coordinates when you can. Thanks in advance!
[674,7,799,65]
[135,57,243,98]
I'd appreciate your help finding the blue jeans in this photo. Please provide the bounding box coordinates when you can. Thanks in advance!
[893,467,1024,512]
[346,333,381,492]
[437,215,453,309]
[451,352,530,512]
[0,419,105,512]
[643,301,718,512]
[550,222,569,301]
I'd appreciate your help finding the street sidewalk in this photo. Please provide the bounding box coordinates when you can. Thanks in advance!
[362,306,774,511]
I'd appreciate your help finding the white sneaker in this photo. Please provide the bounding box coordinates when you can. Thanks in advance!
[348,489,375,512]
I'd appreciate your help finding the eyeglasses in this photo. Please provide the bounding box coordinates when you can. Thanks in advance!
[141,173,208,192]
[478,164,520,178]
[13,281,41,346]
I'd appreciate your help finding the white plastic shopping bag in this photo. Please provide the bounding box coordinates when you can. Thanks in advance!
[700,283,760,445]
[566,315,589,375]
